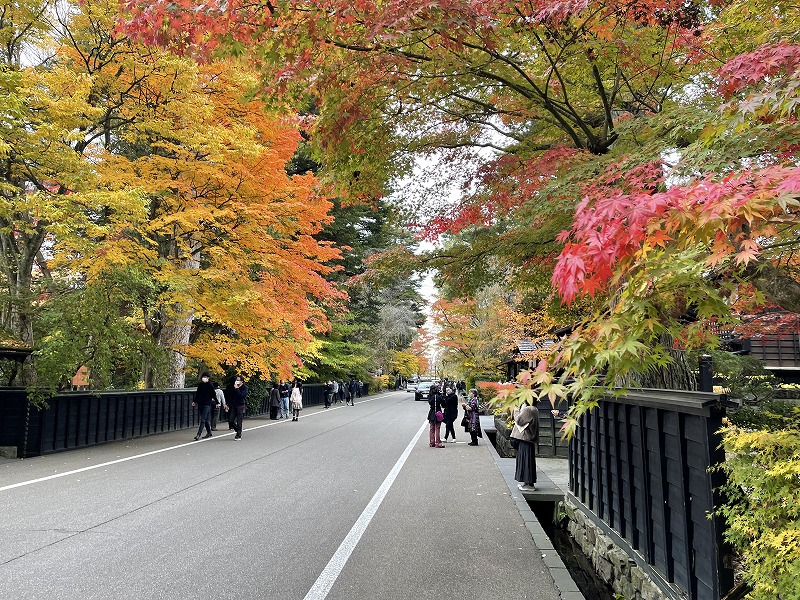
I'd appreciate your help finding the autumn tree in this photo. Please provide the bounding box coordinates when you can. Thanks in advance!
[2,0,343,389]
[0,0,151,383]
[290,151,426,381]
[87,59,343,386]
[120,0,715,375]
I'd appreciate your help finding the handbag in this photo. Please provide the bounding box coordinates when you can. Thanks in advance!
[509,437,520,449]
[460,414,468,427]
[435,410,444,422]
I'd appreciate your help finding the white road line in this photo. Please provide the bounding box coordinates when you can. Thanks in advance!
[0,395,389,493]
[304,420,428,600]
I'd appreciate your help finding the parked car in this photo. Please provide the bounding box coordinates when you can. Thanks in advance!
[415,381,436,401]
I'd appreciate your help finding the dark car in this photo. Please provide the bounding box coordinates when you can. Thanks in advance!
[415,381,436,401]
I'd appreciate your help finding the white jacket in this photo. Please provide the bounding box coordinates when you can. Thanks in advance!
[291,387,303,410]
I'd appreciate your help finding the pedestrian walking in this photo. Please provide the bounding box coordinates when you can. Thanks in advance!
[278,379,291,419]
[269,382,280,420]
[291,383,303,421]
[211,381,226,430]
[442,386,459,443]
[462,388,483,446]
[348,379,357,404]
[226,375,248,440]
[511,400,539,491]
[192,372,215,440]
[332,380,340,403]
[428,385,445,448]
[324,380,333,408]
[342,381,351,405]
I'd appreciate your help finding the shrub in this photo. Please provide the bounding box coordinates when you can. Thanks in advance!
[718,407,800,599]
[368,375,385,392]
[244,378,268,415]
[728,400,800,430]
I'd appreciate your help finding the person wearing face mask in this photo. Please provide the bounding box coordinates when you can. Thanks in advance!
[192,372,215,441]
[226,375,248,441]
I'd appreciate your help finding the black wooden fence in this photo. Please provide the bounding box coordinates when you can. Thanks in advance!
[536,399,570,458]
[0,383,372,458]
[569,389,734,600]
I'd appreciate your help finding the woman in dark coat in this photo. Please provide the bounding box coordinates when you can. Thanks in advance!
[510,401,539,491]
[442,387,459,443]
[462,388,483,445]
[427,385,445,448]
[269,383,281,420]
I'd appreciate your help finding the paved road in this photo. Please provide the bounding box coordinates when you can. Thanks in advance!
[0,390,563,600]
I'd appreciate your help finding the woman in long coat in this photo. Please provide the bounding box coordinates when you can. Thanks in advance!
[510,401,539,491]
[462,389,482,446]
[269,383,281,420]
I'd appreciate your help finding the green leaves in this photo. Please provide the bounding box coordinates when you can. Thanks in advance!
[718,417,800,600]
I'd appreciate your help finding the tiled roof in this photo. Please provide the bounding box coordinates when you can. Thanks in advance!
[516,339,555,354]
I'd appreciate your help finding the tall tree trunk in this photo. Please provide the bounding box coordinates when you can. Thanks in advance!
[156,302,193,388]
[145,234,200,389]
[619,333,697,391]
[0,222,47,386]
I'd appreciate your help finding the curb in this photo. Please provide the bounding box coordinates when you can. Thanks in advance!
[484,433,586,600]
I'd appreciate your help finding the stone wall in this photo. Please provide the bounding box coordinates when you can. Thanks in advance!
[559,496,673,600]
[493,415,516,458]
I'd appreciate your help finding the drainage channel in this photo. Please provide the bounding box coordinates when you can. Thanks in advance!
[528,500,617,600]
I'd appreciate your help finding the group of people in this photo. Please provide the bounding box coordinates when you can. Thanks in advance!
[424,379,540,492]
[194,374,361,439]
[194,371,540,491]
[323,379,361,409]
[192,373,249,441]
[269,380,304,421]
[426,382,483,447]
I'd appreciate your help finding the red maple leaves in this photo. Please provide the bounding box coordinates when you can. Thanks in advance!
[717,42,800,98]
[554,165,800,303]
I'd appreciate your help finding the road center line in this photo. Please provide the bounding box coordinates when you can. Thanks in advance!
[0,394,391,494]
[303,420,428,600]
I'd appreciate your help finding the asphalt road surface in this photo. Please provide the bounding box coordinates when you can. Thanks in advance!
[0,390,562,600]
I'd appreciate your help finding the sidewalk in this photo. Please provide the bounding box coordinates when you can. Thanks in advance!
[477,415,583,599]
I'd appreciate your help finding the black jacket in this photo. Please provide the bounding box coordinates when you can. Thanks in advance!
[269,387,281,407]
[443,392,459,421]
[226,382,248,407]
[427,393,444,423]
[195,381,216,406]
